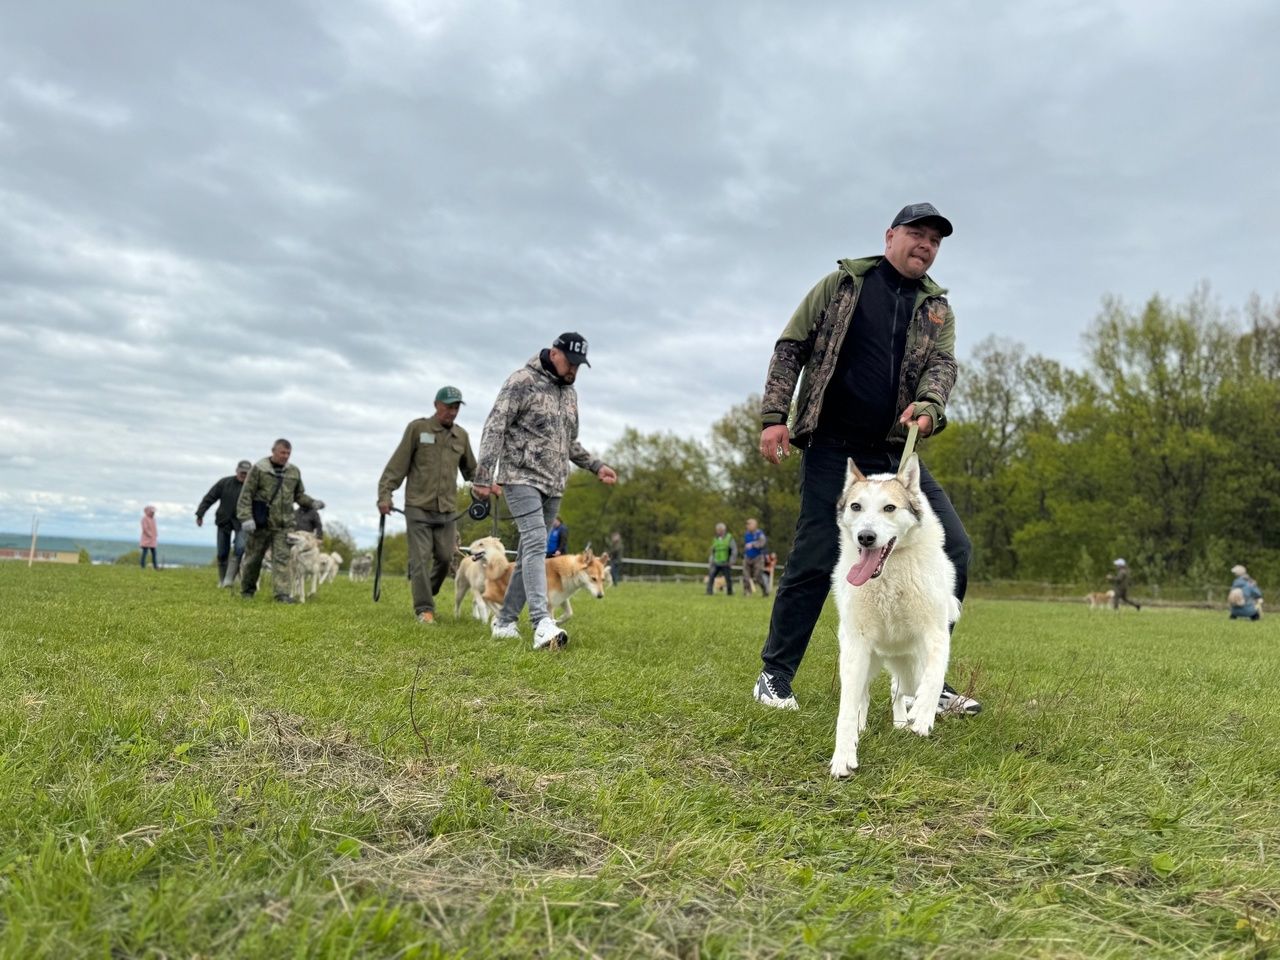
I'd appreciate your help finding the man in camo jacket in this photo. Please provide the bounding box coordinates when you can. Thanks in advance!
[472,332,617,651]
[751,203,981,719]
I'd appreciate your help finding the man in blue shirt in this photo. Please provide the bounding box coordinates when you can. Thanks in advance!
[742,518,769,596]
[546,516,569,557]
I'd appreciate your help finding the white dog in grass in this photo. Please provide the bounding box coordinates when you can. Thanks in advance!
[829,454,959,777]
[286,530,326,602]
[320,551,343,585]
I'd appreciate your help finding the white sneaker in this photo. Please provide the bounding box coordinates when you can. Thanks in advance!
[532,618,569,650]
[902,682,982,717]
[753,671,799,710]
[491,621,521,640]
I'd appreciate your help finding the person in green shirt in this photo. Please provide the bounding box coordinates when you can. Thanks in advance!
[706,523,738,596]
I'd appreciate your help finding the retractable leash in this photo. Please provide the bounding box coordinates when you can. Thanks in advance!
[373,506,404,602]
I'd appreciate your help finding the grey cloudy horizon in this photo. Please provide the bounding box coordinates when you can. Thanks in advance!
[2,0,1277,549]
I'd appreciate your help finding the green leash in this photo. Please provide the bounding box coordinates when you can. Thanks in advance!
[897,422,920,477]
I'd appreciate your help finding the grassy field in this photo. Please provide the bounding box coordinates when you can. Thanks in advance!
[0,564,1277,959]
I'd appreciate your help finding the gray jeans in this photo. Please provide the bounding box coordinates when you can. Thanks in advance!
[497,484,561,627]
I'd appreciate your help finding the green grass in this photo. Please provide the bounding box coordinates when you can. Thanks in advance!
[0,564,1278,959]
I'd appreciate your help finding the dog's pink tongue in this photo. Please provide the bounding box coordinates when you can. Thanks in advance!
[845,547,879,587]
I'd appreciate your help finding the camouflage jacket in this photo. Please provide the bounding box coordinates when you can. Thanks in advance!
[475,354,604,496]
[761,256,958,445]
[235,458,315,530]
[378,415,477,513]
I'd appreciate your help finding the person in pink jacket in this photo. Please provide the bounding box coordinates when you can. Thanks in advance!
[140,505,159,569]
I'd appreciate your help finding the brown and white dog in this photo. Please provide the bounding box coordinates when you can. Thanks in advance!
[454,536,514,622]
[546,548,610,622]
[1085,590,1115,609]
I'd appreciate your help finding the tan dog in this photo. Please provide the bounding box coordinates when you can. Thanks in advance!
[546,549,610,623]
[1085,590,1115,609]
[454,536,514,622]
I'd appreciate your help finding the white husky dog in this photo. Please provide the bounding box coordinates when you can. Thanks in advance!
[829,454,959,777]
[286,530,326,603]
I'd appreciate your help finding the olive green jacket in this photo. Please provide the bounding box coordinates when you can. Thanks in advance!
[761,256,958,444]
[378,416,477,514]
[235,458,316,530]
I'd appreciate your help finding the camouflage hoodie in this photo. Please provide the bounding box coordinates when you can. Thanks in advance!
[474,354,604,496]
[761,256,958,445]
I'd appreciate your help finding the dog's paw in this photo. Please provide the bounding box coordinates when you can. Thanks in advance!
[908,716,934,737]
[829,752,859,778]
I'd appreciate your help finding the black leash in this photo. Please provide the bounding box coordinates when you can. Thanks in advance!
[373,507,403,602]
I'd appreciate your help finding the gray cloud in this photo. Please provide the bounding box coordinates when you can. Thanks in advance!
[2,0,1277,547]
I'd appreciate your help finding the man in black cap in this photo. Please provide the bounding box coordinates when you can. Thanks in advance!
[473,333,617,650]
[751,203,981,717]
[196,458,252,587]
[378,385,477,624]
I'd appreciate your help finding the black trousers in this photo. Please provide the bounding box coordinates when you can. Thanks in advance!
[760,444,971,683]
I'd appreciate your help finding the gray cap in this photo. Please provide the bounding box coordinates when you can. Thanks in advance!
[891,202,953,237]
[236,459,252,472]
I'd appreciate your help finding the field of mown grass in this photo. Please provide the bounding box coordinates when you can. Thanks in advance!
[0,563,1277,959]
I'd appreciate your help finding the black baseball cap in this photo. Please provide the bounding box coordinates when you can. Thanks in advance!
[890,202,953,237]
[553,331,591,367]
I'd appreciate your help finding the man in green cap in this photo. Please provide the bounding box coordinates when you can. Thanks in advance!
[378,386,478,624]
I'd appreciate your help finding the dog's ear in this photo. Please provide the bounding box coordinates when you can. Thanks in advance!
[898,453,921,493]
[583,547,594,561]
[846,457,867,484]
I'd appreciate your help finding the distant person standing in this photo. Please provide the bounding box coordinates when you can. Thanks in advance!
[1108,558,1141,611]
[236,439,319,604]
[294,501,325,540]
[742,518,769,596]
[377,386,477,625]
[196,459,251,587]
[546,516,569,557]
[608,531,624,585]
[473,332,617,650]
[1228,564,1264,620]
[139,505,159,569]
[706,523,737,595]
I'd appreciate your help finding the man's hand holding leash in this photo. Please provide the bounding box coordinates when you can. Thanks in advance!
[897,402,934,436]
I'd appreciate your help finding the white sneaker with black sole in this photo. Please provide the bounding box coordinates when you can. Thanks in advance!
[902,681,982,717]
[753,671,799,710]
[532,618,568,650]
[491,620,521,640]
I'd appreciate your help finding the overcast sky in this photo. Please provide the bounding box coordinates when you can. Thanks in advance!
[2,0,1277,548]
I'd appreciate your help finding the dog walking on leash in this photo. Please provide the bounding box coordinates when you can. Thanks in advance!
[472,332,617,651]
[829,449,959,776]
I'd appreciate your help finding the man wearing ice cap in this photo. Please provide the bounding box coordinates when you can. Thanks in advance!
[752,203,980,716]
[473,333,617,650]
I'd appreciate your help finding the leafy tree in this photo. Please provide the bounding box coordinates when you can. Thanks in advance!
[707,395,801,560]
